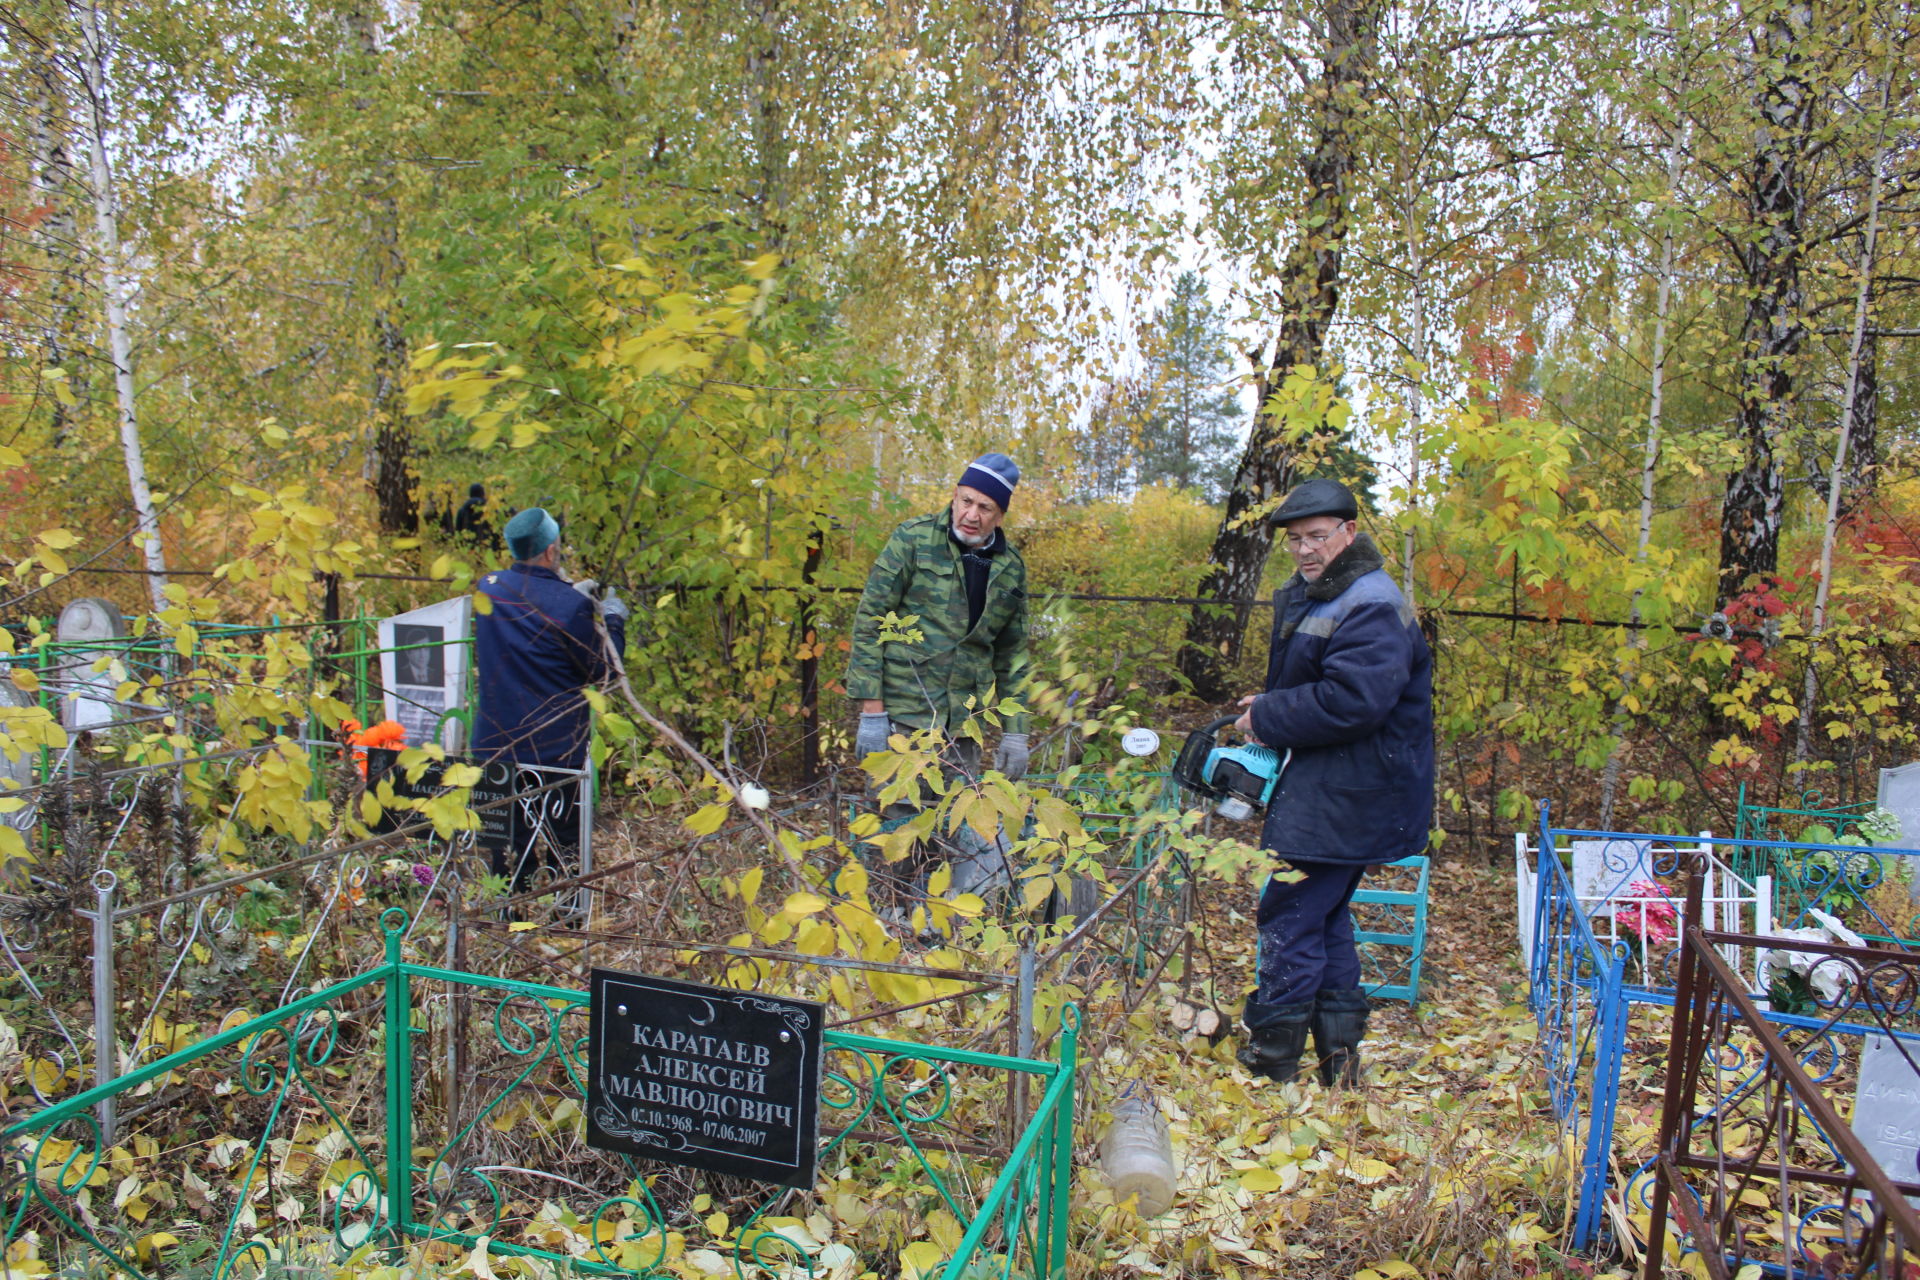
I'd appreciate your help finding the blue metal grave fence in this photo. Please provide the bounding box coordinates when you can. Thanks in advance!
[3,910,1080,1280]
[1525,808,1626,1251]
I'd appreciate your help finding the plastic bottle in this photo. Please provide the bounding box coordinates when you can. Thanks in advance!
[1098,1082,1177,1217]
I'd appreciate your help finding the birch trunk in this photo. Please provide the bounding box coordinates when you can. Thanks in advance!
[78,0,167,612]
[1178,0,1380,701]
[1837,328,1878,517]
[26,34,85,448]
[1792,77,1891,765]
[1716,0,1813,607]
[749,0,787,250]
[1598,131,1684,830]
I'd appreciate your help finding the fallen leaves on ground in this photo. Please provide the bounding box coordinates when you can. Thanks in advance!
[1075,859,1637,1279]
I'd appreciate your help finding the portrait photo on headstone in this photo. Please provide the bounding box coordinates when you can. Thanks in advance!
[392,622,446,688]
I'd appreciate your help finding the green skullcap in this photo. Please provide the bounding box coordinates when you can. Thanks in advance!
[504,507,560,561]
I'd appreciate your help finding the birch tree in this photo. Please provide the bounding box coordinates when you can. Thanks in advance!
[21,13,85,448]
[1794,71,1892,763]
[76,0,166,610]
[1178,0,1382,701]
[1716,0,1817,608]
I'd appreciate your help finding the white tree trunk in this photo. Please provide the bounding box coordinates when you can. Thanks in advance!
[79,0,168,612]
[1400,186,1425,607]
[26,37,84,447]
[1793,77,1891,764]
[1598,130,1684,828]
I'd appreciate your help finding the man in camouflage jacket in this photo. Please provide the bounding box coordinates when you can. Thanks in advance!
[846,452,1031,781]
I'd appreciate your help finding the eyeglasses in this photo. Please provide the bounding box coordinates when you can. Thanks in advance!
[1284,526,1349,550]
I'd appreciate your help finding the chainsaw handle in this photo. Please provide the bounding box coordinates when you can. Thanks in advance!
[1201,714,1240,735]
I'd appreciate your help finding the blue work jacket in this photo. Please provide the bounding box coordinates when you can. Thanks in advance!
[1247,534,1435,865]
[473,563,626,768]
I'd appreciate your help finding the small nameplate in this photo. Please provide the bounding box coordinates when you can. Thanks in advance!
[587,969,823,1188]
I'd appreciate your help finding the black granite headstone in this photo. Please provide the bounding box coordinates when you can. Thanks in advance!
[586,969,824,1187]
[364,749,581,863]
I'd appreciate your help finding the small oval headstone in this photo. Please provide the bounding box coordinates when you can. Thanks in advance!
[55,597,128,730]
[57,598,128,644]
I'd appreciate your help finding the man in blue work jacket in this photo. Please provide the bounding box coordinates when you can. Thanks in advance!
[1231,478,1434,1087]
[474,509,628,889]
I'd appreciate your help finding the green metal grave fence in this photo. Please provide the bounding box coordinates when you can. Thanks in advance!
[12,617,476,815]
[3,910,1079,1280]
[841,765,1189,992]
[20,614,473,747]
[1731,782,1915,943]
[1028,770,1188,977]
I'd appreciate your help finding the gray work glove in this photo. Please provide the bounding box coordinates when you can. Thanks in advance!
[855,712,893,759]
[994,732,1030,780]
[599,588,629,622]
[571,577,599,598]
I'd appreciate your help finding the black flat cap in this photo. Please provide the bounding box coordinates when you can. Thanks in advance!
[1270,477,1359,525]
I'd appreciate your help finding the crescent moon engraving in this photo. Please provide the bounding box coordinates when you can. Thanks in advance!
[687,998,716,1026]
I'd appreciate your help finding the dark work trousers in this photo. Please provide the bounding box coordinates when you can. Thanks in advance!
[868,726,982,909]
[1254,860,1369,1008]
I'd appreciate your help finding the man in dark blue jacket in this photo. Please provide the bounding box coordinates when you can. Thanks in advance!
[1231,478,1434,1086]
[474,507,628,771]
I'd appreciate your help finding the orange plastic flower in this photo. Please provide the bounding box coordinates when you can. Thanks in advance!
[342,718,407,775]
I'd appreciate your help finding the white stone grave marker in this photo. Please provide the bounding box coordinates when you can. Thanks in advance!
[1876,762,1920,904]
[1854,1033,1920,1200]
[55,597,128,731]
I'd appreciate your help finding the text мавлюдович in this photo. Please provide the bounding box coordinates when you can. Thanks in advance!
[586,969,824,1187]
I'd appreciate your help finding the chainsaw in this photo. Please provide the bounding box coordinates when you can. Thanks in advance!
[1171,715,1288,822]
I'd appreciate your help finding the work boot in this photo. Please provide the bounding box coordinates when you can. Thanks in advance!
[1312,987,1371,1087]
[1236,999,1316,1083]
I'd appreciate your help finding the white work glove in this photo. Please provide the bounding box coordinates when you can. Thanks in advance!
[600,588,629,622]
[994,732,1030,780]
[571,577,599,598]
[855,712,892,759]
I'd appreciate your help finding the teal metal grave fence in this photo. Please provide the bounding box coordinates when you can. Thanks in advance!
[1352,855,1429,1004]
[3,910,1079,1280]
[1732,783,1915,943]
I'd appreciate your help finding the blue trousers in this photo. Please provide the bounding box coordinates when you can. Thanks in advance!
[1253,860,1368,1010]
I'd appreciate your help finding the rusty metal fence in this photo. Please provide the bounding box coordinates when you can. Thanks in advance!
[1642,868,1920,1278]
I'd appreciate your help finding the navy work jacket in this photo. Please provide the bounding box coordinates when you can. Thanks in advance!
[473,563,626,769]
[1247,534,1435,865]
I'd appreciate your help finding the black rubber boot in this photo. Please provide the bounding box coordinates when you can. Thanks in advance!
[1236,999,1316,1083]
[1312,987,1371,1086]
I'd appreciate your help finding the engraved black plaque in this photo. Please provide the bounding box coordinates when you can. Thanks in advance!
[586,969,823,1188]
[364,749,581,858]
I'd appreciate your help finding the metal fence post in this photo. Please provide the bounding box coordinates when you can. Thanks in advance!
[383,909,413,1246]
[1573,948,1625,1250]
[90,870,117,1145]
[1016,937,1036,1060]
[1010,930,1037,1135]
[1046,1005,1079,1280]
[446,897,463,1137]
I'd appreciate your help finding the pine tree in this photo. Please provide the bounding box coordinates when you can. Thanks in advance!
[1135,272,1242,501]
[1078,376,1150,500]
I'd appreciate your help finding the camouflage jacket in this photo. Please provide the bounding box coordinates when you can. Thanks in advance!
[844,510,1030,735]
